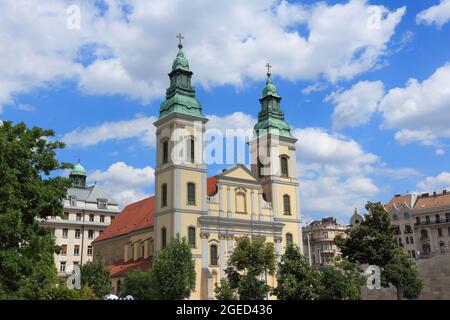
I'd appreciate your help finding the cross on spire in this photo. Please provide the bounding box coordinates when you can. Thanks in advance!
[266,62,272,78]
[177,33,184,49]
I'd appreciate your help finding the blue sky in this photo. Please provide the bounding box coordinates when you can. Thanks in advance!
[2,0,450,223]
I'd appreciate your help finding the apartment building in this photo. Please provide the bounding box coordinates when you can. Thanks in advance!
[39,162,119,276]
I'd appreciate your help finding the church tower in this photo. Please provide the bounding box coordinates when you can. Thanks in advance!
[153,35,208,296]
[250,64,303,252]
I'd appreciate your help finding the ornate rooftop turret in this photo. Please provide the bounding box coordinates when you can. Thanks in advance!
[158,34,206,120]
[254,63,295,140]
[69,160,87,188]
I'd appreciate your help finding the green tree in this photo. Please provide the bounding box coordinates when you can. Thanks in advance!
[80,255,111,298]
[274,244,320,300]
[120,269,155,300]
[383,249,423,300]
[317,259,365,300]
[336,201,423,299]
[214,279,238,300]
[215,237,275,300]
[151,236,196,299]
[40,279,96,300]
[0,121,72,299]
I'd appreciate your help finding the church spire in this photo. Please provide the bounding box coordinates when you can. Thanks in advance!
[254,63,295,140]
[159,34,206,120]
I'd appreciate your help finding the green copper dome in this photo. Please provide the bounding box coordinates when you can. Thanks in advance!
[172,49,190,72]
[254,73,296,140]
[158,37,206,121]
[262,78,280,99]
[71,162,87,176]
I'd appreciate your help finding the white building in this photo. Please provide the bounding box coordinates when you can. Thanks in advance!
[39,162,119,276]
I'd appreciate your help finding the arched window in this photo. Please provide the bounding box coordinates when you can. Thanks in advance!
[286,233,293,246]
[161,184,167,207]
[162,140,169,164]
[210,244,218,266]
[187,182,196,205]
[161,227,167,249]
[187,136,195,163]
[280,156,289,177]
[283,195,291,215]
[188,226,196,248]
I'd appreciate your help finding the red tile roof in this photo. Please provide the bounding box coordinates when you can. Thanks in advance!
[385,194,415,209]
[94,177,219,243]
[93,196,155,243]
[415,192,450,209]
[207,176,218,196]
[109,257,153,278]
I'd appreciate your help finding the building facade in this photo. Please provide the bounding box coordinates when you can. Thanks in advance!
[302,217,347,267]
[93,39,303,299]
[385,191,450,258]
[39,162,119,276]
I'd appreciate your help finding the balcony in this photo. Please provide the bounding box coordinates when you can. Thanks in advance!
[415,219,450,227]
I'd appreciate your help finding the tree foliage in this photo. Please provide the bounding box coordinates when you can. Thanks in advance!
[336,201,423,299]
[80,255,111,299]
[215,237,275,300]
[120,269,155,300]
[151,236,196,299]
[0,121,72,299]
[274,244,320,300]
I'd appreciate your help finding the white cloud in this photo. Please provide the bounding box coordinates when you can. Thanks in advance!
[327,80,384,130]
[62,116,157,148]
[0,0,405,111]
[436,148,445,156]
[89,161,155,206]
[417,172,450,192]
[417,0,450,28]
[293,127,379,217]
[379,63,450,145]
[302,82,328,95]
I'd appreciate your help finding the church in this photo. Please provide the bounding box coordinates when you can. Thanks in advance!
[93,36,303,300]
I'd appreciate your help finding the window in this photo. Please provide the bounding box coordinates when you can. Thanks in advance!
[405,225,412,234]
[410,236,414,244]
[426,215,430,224]
[406,237,410,245]
[60,262,66,272]
[188,136,195,163]
[448,227,450,236]
[283,195,291,215]
[62,228,68,238]
[76,213,82,221]
[392,214,398,221]
[74,245,80,256]
[280,156,289,177]
[61,244,67,256]
[75,229,80,239]
[438,228,443,237]
[63,212,69,220]
[87,245,93,256]
[100,215,105,223]
[257,158,264,177]
[446,213,450,222]
[98,199,108,210]
[89,214,94,222]
[404,212,410,220]
[436,214,441,223]
[286,233,293,246]
[70,196,77,207]
[188,227,196,248]
[88,229,94,239]
[161,184,168,208]
[187,183,196,205]
[162,140,169,164]
[161,227,167,249]
[421,229,429,240]
[323,232,328,239]
[416,217,421,225]
[210,244,218,266]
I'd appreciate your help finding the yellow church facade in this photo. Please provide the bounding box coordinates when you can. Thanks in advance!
[93,38,303,300]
